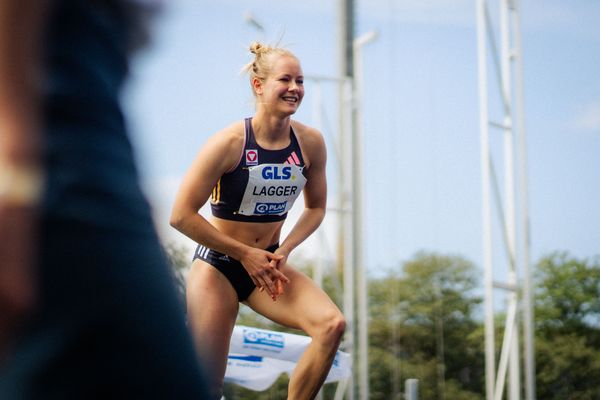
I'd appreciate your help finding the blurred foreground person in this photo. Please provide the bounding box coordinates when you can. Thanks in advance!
[0,1,208,397]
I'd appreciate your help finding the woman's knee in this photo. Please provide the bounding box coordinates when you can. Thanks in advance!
[313,307,346,344]
[329,310,346,338]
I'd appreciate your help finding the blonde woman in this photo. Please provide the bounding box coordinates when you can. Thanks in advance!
[171,42,345,399]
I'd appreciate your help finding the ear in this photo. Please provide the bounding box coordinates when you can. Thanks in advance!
[252,77,263,95]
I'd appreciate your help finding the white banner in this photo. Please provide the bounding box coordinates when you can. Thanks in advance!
[225,325,352,391]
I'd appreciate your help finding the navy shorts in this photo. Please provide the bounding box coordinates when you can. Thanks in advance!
[193,243,279,301]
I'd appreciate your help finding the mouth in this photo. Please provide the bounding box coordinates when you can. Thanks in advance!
[282,96,299,104]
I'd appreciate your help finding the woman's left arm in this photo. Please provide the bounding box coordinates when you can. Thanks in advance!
[276,127,327,263]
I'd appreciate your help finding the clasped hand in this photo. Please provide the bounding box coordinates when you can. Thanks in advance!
[241,247,290,301]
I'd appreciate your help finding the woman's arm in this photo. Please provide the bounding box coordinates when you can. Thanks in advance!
[276,126,328,262]
[0,0,48,363]
[170,125,249,259]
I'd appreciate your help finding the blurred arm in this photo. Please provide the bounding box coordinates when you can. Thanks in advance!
[0,0,49,364]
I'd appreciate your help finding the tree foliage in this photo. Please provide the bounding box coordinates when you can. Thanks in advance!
[162,241,191,303]
[369,252,483,399]
[534,252,600,399]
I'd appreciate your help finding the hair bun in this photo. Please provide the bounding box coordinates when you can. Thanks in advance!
[250,41,269,55]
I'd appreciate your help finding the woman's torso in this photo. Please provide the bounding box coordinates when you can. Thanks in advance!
[209,117,309,249]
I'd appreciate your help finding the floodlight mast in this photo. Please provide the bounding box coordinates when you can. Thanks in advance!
[476,0,535,399]
[353,29,377,400]
[337,1,356,399]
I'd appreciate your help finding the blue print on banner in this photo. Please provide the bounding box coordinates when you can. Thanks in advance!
[243,329,285,349]
[228,355,263,362]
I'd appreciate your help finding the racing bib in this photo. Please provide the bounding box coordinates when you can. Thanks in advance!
[237,164,307,216]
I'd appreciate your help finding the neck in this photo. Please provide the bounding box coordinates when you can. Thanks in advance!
[252,110,291,142]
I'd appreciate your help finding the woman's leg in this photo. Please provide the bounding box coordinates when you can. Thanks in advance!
[245,264,346,400]
[187,259,239,399]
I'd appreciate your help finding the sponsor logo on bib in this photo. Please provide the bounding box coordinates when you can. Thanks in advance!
[254,202,287,215]
[246,149,258,166]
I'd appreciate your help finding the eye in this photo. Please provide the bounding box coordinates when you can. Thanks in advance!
[279,77,290,82]
[297,79,304,85]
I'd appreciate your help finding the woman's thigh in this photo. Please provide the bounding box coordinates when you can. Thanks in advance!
[186,259,239,342]
[245,264,341,336]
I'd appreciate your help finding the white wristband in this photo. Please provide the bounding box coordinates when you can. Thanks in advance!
[0,163,44,207]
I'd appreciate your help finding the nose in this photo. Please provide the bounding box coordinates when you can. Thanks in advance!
[289,80,299,91]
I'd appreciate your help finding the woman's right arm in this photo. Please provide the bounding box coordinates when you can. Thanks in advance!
[170,125,247,258]
[169,125,288,297]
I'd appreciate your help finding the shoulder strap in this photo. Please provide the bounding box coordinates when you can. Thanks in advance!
[244,117,256,147]
[289,125,306,166]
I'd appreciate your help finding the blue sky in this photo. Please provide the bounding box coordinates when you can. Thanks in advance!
[123,0,600,279]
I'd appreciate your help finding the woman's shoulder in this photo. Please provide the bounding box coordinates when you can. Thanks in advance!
[205,120,246,150]
[197,120,247,173]
[217,120,246,141]
[290,120,326,169]
[290,120,325,149]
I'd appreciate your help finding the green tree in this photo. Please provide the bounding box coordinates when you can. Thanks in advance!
[162,241,191,302]
[369,252,483,400]
[535,252,600,399]
[535,252,600,336]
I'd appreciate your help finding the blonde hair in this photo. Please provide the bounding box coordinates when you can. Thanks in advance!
[242,41,298,96]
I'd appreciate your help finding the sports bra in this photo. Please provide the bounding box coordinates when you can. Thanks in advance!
[210,118,307,222]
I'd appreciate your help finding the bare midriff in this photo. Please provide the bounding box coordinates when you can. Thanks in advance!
[211,217,284,250]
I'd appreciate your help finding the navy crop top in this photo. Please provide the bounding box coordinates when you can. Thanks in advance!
[210,118,307,222]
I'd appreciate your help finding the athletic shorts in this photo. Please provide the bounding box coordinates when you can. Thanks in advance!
[192,243,279,301]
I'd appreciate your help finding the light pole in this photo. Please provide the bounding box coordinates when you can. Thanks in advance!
[353,30,378,400]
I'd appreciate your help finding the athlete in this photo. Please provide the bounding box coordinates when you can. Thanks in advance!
[170,42,346,399]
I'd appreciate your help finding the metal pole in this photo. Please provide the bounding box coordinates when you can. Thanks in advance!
[342,78,355,400]
[337,1,355,398]
[493,298,518,400]
[405,379,419,400]
[476,1,496,398]
[513,1,536,398]
[338,0,355,79]
[353,30,377,400]
[500,1,521,398]
[312,82,324,290]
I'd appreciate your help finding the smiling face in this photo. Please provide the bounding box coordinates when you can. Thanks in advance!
[253,55,304,116]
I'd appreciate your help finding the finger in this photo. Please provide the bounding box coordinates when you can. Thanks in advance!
[250,276,261,288]
[273,269,290,284]
[271,288,277,300]
[259,275,277,297]
[266,253,285,262]
[276,279,284,295]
